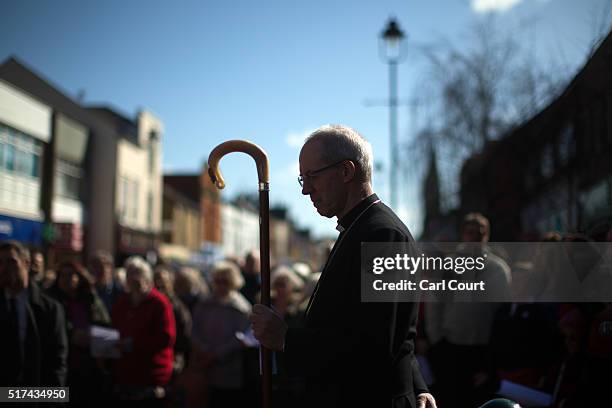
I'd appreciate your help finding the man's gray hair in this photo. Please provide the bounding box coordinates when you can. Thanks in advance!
[306,124,373,182]
[124,255,153,283]
[90,250,114,265]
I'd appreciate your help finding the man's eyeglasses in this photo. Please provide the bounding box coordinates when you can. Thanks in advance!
[298,159,348,187]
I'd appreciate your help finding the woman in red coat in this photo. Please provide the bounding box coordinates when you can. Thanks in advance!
[112,256,176,407]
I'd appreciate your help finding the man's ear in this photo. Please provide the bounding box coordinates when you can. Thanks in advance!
[341,160,357,183]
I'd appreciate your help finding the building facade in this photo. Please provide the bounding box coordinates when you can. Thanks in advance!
[87,107,163,265]
[0,79,49,247]
[221,201,259,258]
[455,31,612,240]
[164,166,223,263]
[160,180,201,263]
[0,58,90,263]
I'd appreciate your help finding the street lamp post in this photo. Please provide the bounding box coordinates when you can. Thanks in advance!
[380,18,405,210]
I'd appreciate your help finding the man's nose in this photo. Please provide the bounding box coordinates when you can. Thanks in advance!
[301,181,312,195]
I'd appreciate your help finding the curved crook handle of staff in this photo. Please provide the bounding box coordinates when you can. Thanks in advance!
[207,140,269,190]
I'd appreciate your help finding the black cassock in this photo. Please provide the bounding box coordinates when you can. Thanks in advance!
[285,193,428,408]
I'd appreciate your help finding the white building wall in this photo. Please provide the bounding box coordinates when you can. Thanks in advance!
[221,203,260,258]
[0,80,51,143]
[0,81,50,221]
[52,197,83,224]
[116,109,163,233]
[137,110,163,232]
[271,219,291,263]
[0,173,41,219]
[117,139,147,228]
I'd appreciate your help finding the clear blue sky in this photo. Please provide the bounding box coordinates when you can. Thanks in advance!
[2,0,609,238]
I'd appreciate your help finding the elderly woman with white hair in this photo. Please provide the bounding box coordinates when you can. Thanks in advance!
[174,266,209,314]
[111,256,176,405]
[191,260,251,407]
[271,265,303,320]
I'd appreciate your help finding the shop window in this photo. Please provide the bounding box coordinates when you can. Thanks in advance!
[0,123,42,179]
[4,144,15,171]
[55,159,83,199]
[119,176,139,223]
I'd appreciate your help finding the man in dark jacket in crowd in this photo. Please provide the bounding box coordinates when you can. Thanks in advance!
[27,247,45,285]
[0,240,68,386]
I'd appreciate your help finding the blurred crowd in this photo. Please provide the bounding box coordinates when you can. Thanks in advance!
[1,215,611,408]
[420,214,612,408]
[1,241,321,407]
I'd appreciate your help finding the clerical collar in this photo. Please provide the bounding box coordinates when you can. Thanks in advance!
[336,193,379,232]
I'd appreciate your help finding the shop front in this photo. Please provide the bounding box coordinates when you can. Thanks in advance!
[116,224,159,266]
[0,213,43,246]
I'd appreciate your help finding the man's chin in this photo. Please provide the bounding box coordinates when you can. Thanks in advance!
[315,207,334,218]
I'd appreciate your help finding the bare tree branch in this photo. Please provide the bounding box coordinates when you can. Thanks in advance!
[406,18,571,211]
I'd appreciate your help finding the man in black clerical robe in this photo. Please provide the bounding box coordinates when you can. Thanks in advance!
[250,125,436,408]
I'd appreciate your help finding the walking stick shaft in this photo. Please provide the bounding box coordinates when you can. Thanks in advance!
[207,140,272,408]
[259,188,272,408]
